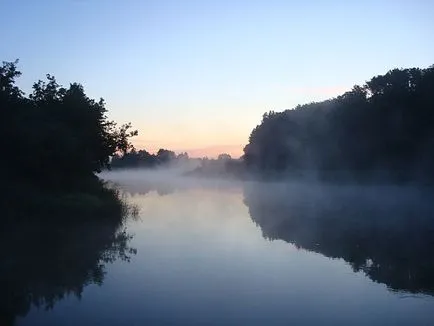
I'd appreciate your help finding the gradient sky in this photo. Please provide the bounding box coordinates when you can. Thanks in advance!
[2,0,434,157]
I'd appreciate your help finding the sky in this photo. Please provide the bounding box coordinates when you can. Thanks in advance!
[2,0,434,158]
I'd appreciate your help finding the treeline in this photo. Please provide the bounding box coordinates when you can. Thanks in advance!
[110,149,246,179]
[110,148,188,168]
[0,60,137,189]
[244,66,434,182]
[185,154,245,178]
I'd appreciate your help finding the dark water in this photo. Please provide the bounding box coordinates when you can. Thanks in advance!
[12,172,434,325]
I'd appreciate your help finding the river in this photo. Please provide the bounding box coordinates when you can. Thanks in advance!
[16,170,434,326]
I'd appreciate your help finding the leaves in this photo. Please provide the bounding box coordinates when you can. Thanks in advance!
[0,60,138,185]
[244,65,434,181]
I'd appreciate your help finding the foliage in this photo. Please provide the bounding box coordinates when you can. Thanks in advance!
[0,60,139,325]
[244,66,434,182]
[0,60,137,187]
[217,153,232,161]
[185,155,245,179]
[111,148,185,168]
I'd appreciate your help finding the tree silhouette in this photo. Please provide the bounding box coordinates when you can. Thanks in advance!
[217,153,232,161]
[156,148,176,164]
[0,60,137,188]
[110,148,185,168]
[0,60,140,324]
[244,65,434,182]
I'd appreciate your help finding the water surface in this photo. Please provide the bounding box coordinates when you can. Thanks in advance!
[15,172,434,325]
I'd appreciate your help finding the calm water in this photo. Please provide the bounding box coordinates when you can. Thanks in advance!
[14,171,434,325]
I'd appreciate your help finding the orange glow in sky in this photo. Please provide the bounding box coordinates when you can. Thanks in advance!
[7,1,432,159]
[132,136,244,158]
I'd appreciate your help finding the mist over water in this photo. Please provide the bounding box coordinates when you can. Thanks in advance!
[16,169,434,326]
[100,167,246,195]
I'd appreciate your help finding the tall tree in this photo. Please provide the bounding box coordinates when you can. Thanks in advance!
[244,65,434,182]
[0,60,138,186]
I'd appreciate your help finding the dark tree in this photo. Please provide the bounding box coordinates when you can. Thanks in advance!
[156,148,176,164]
[217,153,232,161]
[0,60,137,187]
[243,65,434,182]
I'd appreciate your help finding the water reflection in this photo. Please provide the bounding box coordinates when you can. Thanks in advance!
[0,188,137,326]
[243,182,434,296]
[14,175,434,326]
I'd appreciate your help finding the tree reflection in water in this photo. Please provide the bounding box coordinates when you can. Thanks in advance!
[0,185,137,326]
[244,182,434,296]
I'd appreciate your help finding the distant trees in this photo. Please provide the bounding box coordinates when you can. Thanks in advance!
[177,152,189,161]
[184,154,245,178]
[111,149,155,168]
[244,66,434,182]
[0,60,137,187]
[157,149,176,164]
[217,153,232,161]
[111,148,186,168]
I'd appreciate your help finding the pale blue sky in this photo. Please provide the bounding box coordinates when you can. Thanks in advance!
[2,0,433,157]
